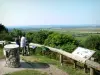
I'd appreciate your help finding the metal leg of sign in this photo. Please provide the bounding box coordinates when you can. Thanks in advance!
[74,60,77,68]
[84,64,88,73]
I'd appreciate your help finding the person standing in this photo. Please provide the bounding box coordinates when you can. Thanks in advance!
[20,34,27,55]
[15,36,20,46]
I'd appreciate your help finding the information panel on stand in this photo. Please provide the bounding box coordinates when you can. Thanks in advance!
[72,47,96,60]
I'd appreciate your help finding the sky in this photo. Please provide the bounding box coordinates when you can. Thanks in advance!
[0,0,100,27]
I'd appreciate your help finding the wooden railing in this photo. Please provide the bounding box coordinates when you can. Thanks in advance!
[29,43,100,75]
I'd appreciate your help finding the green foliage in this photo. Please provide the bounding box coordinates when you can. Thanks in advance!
[0,33,12,41]
[84,35,100,50]
[0,24,8,33]
[44,32,78,52]
[26,32,34,42]
[61,44,76,53]
[33,47,59,60]
[33,30,53,44]
[93,50,100,63]
[0,47,4,59]
[26,30,53,44]
[46,51,59,60]
[0,24,11,41]
[84,35,100,62]
[35,47,43,55]
[10,29,23,37]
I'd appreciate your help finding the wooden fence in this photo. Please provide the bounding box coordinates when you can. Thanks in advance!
[29,43,100,75]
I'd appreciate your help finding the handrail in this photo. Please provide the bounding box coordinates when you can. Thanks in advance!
[86,60,100,71]
[29,43,100,72]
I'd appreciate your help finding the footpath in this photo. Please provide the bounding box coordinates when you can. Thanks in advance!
[0,59,68,75]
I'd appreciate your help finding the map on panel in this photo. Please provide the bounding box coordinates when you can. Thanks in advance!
[72,47,96,60]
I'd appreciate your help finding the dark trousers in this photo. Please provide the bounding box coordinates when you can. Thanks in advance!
[21,46,26,56]
[21,46,30,56]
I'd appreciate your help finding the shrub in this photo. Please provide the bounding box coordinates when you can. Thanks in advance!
[93,50,100,63]
[35,47,43,55]
[44,32,78,52]
[10,29,23,37]
[61,44,77,53]
[0,33,12,41]
[33,30,53,44]
[26,32,34,43]
[84,35,100,50]
[26,30,53,44]
[84,35,100,62]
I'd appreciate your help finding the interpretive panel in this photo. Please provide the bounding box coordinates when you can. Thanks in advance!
[72,47,95,60]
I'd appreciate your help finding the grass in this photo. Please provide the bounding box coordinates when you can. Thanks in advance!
[4,70,48,75]
[21,54,89,75]
[0,46,4,59]
[21,55,59,66]
[58,64,89,75]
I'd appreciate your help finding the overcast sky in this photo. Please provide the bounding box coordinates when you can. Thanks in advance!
[0,0,100,27]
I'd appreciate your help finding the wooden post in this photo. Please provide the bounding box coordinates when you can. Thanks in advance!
[27,43,30,55]
[90,68,94,75]
[84,64,88,73]
[60,54,63,66]
[74,60,77,68]
[90,57,95,75]
[3,43,4,47]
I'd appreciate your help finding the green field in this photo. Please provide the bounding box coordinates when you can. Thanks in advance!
[49,28,100,42]
[49,28,100,33]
